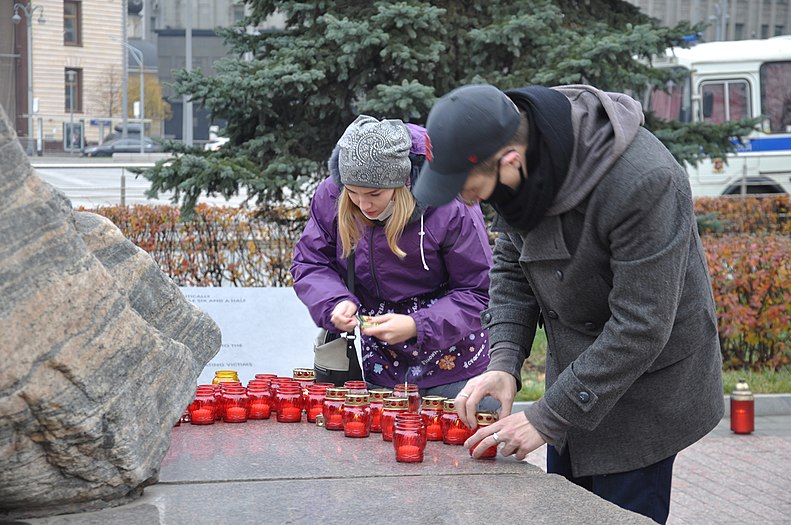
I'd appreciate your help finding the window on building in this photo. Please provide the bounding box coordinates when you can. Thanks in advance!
[65,68,83,113]
[776,25,786,36]
[762,24,769,39]
[760,61,791,133]
[233,5,246,23]
[64,0,82,46]
[701,80,751,124]
[735,23,745,40]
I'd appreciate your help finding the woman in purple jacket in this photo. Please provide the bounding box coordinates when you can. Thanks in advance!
[290,115,494,399]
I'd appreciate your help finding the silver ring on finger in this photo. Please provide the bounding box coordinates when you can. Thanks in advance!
[492,431,502,445]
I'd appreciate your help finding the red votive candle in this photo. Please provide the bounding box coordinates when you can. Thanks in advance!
[249,401,271,419]
[344,420,367,437]
[470,411,499,459]
[309,406,324,421]
[225,406,247,423]
[327,413,344,429]
[342,394,371,437]
[190,408,214,425]
[279,406,302,422]
[396,445,423,462]
[323,387,349,431]
[426,423,443,440]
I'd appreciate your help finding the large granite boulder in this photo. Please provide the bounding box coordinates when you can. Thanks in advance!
[0,105,222,518]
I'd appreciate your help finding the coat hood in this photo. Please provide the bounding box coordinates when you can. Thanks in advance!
[547,85,645,215]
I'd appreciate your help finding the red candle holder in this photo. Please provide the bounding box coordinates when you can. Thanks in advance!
[730,379,755,434]
[190,387,217,425]
[247,383,272,420]
[276,383,303,423]
[343,394,371,438]
[470,411,498,459]
[380,397,410,441]
[420,395,447,441]
[343,380,368,394]
[255,373,278,381]
[270,378,298,415]
[323,387,350,431]
[393,413,426,462]
[440,399,472,445]
[368,388,393,433]
[393,383,421,413]
[221,386,250,423]
[306,385,329,423]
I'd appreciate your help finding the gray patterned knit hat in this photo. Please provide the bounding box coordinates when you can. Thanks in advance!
[338,115,411,188]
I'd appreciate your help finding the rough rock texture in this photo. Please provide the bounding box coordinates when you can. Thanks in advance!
[0,105,222,518]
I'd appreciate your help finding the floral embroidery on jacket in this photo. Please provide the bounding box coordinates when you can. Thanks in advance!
[438,355,456,370]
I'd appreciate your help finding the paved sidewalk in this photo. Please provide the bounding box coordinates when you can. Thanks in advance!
[522,414,791,525]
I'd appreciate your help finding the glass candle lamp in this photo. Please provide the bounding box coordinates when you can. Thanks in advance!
[255,373,278,381]
[342,394,371,438]
[393,383,421,413]
[293,368,316,404]
[323,387,350,431]
[246,382,272,420]
[368,388,393,433]
[275,383,304,423]
[270,378,298,416]
[393,412,427,463]
[470,412,499,459]
[420,395,447,441]
[380,397,410,442]
[190,386,218,425]
[217,381,243,421]
[221,385,250,423]
[306,385,329,423]
[343,380,368,394]
[440,399,472,445]
[212,370,240,384]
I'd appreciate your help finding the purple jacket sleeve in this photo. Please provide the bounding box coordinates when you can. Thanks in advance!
[290,178,357,331]
[411,203,493,351]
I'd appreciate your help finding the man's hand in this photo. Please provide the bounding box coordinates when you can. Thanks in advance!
[455,371,517,428]
[330,300,358,333]
[465,411,546,460]
[361,313,417,344]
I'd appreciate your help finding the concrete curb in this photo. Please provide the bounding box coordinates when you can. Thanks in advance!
[513,394,791,418]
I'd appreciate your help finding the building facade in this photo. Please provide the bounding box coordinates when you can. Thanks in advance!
[2,0,127,153]
[626,0,791,41]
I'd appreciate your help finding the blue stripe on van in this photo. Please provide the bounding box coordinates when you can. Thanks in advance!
[734,136,791,152]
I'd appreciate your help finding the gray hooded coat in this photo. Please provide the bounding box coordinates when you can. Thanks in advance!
[483,85,725,477]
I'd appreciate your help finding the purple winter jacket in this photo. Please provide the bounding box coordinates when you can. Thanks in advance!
[290,127,493,388]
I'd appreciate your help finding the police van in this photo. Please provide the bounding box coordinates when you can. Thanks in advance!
[646,36,791,196]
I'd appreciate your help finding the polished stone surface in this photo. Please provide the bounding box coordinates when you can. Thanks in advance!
[23,417,652,524]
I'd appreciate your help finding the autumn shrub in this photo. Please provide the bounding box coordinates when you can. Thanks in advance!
[694,195,790,235]
[703,233,791,370]
[85,204,307,286]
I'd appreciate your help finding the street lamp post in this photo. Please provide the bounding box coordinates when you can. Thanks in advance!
[12,2,46,156]
[114,38,145,154]
[66,69,75,154]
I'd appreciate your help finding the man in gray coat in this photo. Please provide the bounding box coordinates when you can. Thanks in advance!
[413,83,724,524]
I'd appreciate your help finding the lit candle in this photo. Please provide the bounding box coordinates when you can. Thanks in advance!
[396,445,423,462]
[225,406,247,422]
[344,420,368,438]
[190,408,214,425]
[426,423,443,440]
[326,413,343,430]
[445,427,469,445]
[249,401,271,419]
[278,406,302,422]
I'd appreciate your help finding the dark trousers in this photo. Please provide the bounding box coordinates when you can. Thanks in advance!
[547,445,676,524]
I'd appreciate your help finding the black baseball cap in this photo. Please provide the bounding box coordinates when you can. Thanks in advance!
[414,84,521,206]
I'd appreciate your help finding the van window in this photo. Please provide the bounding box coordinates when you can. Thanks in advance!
[760,61,791,133]
[647,68,692,123]
[700,80,751,124]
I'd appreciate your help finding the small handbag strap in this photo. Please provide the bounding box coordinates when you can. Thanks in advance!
[344,250,356,344]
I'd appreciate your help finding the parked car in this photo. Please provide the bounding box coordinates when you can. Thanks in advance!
[82,137,163,157]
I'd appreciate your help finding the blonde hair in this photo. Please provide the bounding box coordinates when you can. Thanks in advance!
[338,185,416,259]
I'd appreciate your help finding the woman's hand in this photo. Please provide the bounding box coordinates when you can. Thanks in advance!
[465,411,546,461]
[455,371,517,428]
[330,300,358,333]
[361,313,417,345]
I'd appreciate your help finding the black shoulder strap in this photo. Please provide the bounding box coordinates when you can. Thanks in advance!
[346,250,355,294]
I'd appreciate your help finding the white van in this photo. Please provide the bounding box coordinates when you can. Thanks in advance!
[646,36,791,196]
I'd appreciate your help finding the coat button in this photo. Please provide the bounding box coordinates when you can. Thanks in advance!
[547,310,558,319]
[578,391,590,403]
[483,313,492,323]
[584,322,596,331]
[555,270,564,281]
